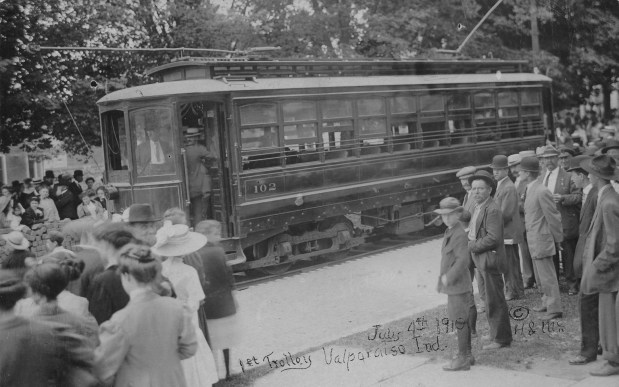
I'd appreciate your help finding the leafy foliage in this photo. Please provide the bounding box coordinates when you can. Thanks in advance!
[1,0,618,155]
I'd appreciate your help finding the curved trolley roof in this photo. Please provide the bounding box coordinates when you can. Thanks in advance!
[98,72,551,105]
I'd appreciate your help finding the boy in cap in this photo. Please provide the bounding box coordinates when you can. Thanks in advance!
[520,156,563,321]
[435,197,475,371]
[566,155,599,365]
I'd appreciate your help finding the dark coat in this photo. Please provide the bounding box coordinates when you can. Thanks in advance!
[68,246,106,298]
[55,189,78,220]
[552,167,582,239]
[21,207,45,228]
[437,223,473,295]
[87,265,129,324]
[494,177,524,243]
[468,198,507,273]
[581,186,619,294]
[574,185,598,277]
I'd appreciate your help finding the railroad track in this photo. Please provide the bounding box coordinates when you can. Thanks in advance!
[234,229,443,290]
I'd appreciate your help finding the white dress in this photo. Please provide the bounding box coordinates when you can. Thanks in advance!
[162,257,219,387]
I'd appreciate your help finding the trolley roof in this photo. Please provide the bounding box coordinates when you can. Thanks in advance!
[98,72,551,105]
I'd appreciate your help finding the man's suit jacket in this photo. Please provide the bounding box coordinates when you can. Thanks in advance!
[581,186,619,294]
[94,289,197,387]
[468,198,507,273]
[494,178,524,243]
[136,140,173,172]
[55,189,78,220]
[573,185,598,277]
[461,190,476,229]
[438,223,473,295]
[523,179,563,259]
[87,265,129,325]
[550,167,582,239]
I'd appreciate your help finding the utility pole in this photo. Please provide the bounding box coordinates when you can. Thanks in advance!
[530,0,540,53]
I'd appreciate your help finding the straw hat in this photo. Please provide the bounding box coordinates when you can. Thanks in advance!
[151,223,207,257]
[3,231,30,251]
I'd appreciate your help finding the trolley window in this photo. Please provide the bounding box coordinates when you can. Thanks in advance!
[102,110,129,179]
[282,101,320,163]
[390,96,416,114]
[420,95,444,112]
[357,98,385,116]
[498,91,520,139]
[240,103,277,125]
[321,100,353,119]
[283,101,317,122]
[130,108,177,178]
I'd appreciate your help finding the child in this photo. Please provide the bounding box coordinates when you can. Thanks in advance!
[21,197,45,229]
[434,197,475,371]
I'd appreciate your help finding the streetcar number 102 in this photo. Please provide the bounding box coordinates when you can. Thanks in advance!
[252,182,277,193]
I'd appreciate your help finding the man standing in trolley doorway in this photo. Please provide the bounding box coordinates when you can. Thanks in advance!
[185,128,216,226]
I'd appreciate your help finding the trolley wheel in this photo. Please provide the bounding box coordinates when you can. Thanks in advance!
[255,262,294,275]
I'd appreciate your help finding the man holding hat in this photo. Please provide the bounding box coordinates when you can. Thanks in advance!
[579,155,619,376]
[566,155,600,365]
[491,155,524,300]
[520,156,563,321]
[435,197,475,371]
[455,166,484,309]
[467,170,512,349]
[184,128,216,226]
[539,145,582,290]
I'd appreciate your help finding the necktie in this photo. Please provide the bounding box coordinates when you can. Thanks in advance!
[543,172,550,187]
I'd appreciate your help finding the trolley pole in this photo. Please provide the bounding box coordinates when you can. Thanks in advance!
[530,0,540,53]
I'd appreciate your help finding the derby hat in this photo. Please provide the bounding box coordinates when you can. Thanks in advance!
[558,146,576,157]
[73,170,83,177]
[507,154,521,167]
[3,231,30,251]
[490,155,509,169]
[456,166,477,179]
[520,156,540,172]
[566,155,591,172]
[519,150,536,158]
[468,170,496,189]
[152,223,207,257]
[580,155,619,181]
[433,197,463,215]
[44,170,55,179]
[601,139,619,154]
[126,204,160,223]
[539,145,560,158]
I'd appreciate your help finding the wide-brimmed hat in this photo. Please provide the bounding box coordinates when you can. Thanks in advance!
[520,156,540,172]
[455,166,476,179]
[3,231,30,251]
[601,139,619,154]
[566,155,591,172]
[580,155,619,181]
[490,155,508,169]
[433,197,463,215]
[539,145,560,158]
[519,150,536,158]
[185,128,201,138]
[468,170,495,189]
[507,154,521,167]
[151,223,207,257]
[126,204,160,223]
[558,146,576,157]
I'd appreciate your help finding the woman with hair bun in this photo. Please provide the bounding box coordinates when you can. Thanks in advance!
[94,244,198,387]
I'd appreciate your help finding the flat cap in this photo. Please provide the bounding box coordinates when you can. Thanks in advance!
[507,154,521,167]
[456,166,477,179]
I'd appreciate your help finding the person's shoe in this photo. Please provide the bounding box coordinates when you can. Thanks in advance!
[532,306,547,312]
[540,312,563,321]
[598,345,603,355]
[442,356,470,371]
[482,342,510,350]
[569,355,596,365]
[590,362,619,376]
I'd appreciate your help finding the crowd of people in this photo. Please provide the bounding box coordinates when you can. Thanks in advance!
[554,108,619,150]
[0,204,239,387]
[436,139,619,377]
[0,170,114,231]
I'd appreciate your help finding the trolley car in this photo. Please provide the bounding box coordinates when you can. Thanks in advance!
[97,59,552,273]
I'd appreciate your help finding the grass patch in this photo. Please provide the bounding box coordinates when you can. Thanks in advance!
[217,279,584,386]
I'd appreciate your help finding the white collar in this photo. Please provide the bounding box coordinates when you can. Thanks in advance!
[583,183,593,195]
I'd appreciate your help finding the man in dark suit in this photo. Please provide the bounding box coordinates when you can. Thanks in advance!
[566,155,600,365]
[491,155,524,300]
[467,171,512,350]
[435,197,475,371]
[521,156,564,321]
[580,155,619,377]
[54,174,78,220]
[136,128,174,176]
[539,145,582,293]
